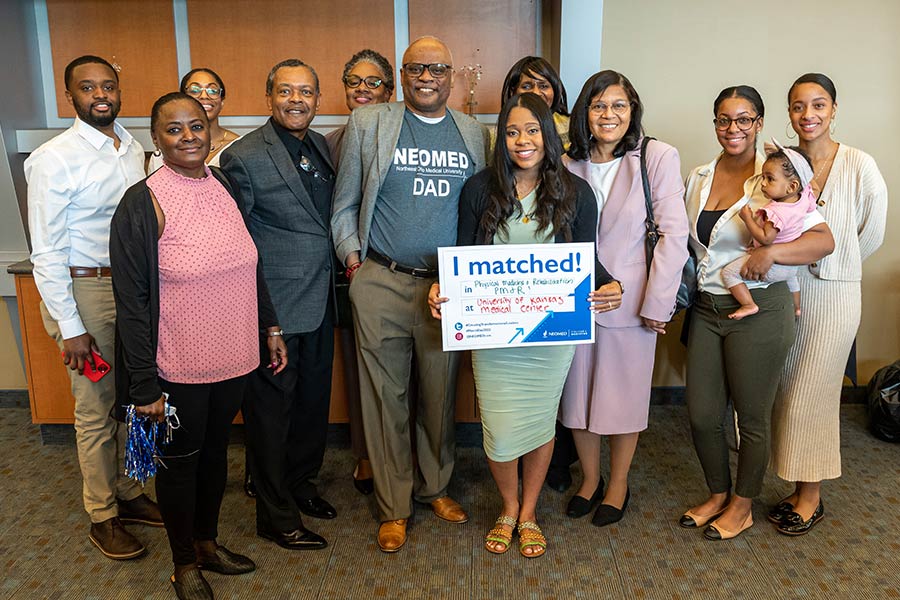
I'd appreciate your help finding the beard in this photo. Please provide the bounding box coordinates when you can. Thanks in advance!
[74,101,120,128]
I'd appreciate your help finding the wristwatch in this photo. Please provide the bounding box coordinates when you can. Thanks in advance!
[265,329,284,337]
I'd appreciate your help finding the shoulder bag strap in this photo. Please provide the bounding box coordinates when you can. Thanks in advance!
[640,136,658,274]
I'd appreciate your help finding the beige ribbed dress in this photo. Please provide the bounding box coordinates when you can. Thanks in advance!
[771,144,888,482]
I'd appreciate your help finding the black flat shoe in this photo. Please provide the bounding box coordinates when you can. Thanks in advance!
[257,526,328,550]
[566,476,605,518]
[197,545,256,575]
[298,496,337,520]
[243,472,256,498]
[592,488,630,528]
[777,501,825,536]
[767,499,795,524]
[545,465,573,493]
[171,568,213,600]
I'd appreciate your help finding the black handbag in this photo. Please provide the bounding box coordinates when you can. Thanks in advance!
[640,136,696,313]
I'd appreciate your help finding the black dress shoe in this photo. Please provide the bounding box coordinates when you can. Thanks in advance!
[353,476,374,495]
[171,568,213,600]
[777,500,824,536]
[545,466,573,493]
[592,488,630,528]
[243,472,257,498]
[197,545,256,575]
[298,496,337,520]
[566,476,605,518]
[257,526,328,550]
[767,499,795,524]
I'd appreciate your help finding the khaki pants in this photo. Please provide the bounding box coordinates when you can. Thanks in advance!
[349,260,459,521]
[41,277,141,523]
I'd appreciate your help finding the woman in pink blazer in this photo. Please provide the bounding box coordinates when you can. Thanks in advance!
[558,70,689,526]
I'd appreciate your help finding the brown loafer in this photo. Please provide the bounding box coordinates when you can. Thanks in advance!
[377,519,407,553]
[430,496,469,524]
[89,517,145,560]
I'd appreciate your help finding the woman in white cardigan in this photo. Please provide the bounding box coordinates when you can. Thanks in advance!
[761,73,888,536]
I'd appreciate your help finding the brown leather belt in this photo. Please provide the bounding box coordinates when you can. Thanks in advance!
[70,266,112,278]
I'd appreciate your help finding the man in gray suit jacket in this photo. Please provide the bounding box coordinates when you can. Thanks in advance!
[221,59,335,551]
[331,37,490,552]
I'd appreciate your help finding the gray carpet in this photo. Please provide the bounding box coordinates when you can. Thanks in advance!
[1,404,898,599]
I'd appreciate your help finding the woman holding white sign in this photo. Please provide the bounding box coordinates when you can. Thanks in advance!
[429,92,621,558]
[558,70,690,528]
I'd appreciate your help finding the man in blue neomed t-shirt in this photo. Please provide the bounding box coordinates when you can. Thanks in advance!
[332,36,490,553]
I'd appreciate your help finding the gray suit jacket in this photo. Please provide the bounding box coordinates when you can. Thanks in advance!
[331,101,491,265]
[220,120,334,334]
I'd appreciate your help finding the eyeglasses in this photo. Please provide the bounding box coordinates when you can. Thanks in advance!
[343,75,384,89]
[713,115,760,131]
[589,101,630,115]
[186,84,222,98]
[297,155,333,183]
[402,63,452,79]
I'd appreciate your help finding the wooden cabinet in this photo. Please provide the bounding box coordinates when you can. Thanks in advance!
[13,270,478,424]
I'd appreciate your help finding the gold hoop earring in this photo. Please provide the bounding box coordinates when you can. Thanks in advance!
[784,122,797,140]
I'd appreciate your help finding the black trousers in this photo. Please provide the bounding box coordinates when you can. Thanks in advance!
[155,375,246,566]
[244,310,334,532]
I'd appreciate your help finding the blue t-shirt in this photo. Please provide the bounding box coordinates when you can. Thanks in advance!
[368,110,474,269]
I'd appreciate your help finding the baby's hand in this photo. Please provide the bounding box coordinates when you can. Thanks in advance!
[739,205,754,222]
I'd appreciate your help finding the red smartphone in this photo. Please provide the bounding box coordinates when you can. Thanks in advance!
[62,350,111,382]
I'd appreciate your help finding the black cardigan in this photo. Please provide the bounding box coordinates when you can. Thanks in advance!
[109,167,279,413]
[456,168,615,285]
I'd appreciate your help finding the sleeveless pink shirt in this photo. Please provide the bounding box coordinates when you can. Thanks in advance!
[148,165,259,383]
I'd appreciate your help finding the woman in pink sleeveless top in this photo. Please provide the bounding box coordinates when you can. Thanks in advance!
[110,93,287,600]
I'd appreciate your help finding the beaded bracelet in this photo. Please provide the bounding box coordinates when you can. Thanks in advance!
[345,262,362,279]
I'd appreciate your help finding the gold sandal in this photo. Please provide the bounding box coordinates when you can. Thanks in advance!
[517,520,547,558]
[484,515,517,554]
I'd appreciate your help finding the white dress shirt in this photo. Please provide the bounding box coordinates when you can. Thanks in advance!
[684,153,825,296]
[25,118,145,339]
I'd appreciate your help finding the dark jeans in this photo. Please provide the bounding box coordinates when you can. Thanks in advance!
[155,375,246,566]
[686,284,796,498]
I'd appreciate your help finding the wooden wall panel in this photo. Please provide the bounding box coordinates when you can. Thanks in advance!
[186,0,396,116]
[409,0,538,115]
[47,0,179,118]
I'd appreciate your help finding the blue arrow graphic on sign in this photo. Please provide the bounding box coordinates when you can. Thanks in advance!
[508,327,525,344]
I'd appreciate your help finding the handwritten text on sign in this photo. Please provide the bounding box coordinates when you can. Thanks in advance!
[437,243,596,351]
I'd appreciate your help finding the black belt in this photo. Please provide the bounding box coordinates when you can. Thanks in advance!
[366,249,438,279]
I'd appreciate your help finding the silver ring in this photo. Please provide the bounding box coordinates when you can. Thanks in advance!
[607,301,612,309]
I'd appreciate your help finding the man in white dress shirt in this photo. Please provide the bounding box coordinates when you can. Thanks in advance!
[25,55,162,560]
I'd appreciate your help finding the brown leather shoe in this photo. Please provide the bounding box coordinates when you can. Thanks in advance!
[117,494,164,527]
[430,496,469,524]
[89,517,145,560]
[377,519,407,553]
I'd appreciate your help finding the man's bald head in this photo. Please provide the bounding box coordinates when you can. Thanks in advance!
[400,36,455,118]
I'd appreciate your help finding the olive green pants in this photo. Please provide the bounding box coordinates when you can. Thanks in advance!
[686,283,796,498]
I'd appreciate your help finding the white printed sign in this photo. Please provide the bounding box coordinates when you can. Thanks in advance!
[437,243,596,351]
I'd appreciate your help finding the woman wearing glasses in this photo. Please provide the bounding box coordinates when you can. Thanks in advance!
[149,68,238,173]
[557,71,689,527]
[500,56,571,149]
[326,49,394,168]
[325,49,394,496]
[767,74,886,536]
[679,86,833,540]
